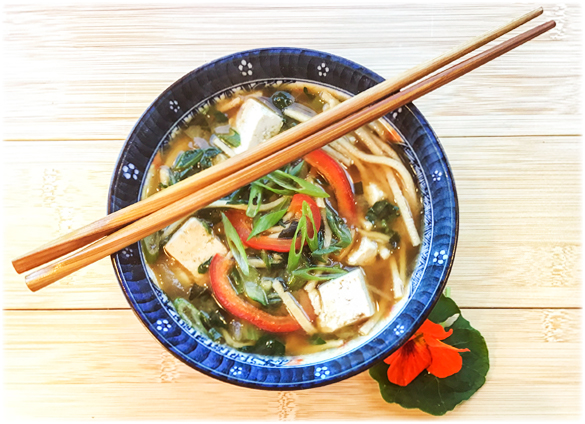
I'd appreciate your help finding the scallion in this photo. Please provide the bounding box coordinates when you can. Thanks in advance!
[221,212,249,276]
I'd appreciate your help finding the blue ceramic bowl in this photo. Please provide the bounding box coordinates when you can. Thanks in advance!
[108,48,458,390]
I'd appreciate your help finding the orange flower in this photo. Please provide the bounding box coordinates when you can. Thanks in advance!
[384,320,470,386]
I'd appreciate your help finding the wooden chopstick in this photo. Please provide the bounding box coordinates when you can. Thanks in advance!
[11,7,544,275]
[23,19,556,292]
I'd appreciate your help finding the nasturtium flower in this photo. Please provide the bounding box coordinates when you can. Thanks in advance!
[384,319,470,386]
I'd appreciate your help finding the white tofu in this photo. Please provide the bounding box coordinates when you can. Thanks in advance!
[163,217,227,285]
[310,269,376,333]
[234,98,283,154]
[346,236,378,266]
[364,182,386,206]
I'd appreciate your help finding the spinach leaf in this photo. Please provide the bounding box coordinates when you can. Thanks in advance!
[244,280,269,306]
[173,149,204,171]
[326,206,352,248]
[365,200,400,235]
[248,208,288,240]
[271,91,295,110]
[197,257,213,274]
[240,334,286,356]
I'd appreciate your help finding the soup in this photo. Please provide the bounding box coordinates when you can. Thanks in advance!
[140,82,423,356]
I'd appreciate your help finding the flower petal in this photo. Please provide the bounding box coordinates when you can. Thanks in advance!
[425,336,470,378]
[418,319,453,341]
[385,337,432,386]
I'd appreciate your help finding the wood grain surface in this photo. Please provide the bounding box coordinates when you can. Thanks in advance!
[2,2,582,421]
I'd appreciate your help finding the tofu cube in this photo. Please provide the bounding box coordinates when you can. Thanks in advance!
[364,182,386,206]
[311,269,376,333]
[234,98,283,154]
[346,236,378,266]
[163,218,227,285]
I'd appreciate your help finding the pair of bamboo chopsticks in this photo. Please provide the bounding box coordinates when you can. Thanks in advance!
[15,8,554,292]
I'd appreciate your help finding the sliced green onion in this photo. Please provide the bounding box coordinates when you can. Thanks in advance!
[217,128,241,148]
[291,266,348,281]
[246,183,263,218]
[248,208,288,240]
[287,160,305,177]
[287,216,307,273]
[173,298,209,337]
[255,170,329,198]
[302,201,319,251]
[221,212,249,276]
[141,232,161,264]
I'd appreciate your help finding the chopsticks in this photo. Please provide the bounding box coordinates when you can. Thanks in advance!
[18,12,555,292]
[12,7,544,275]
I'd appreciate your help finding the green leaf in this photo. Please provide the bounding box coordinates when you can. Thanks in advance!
[271,91,294,110]
[365,200,400,236]
[221,212,249,276]
[369,295,489,416]
[292,266,347,281]
[217,128,241,148]
[248,208,288,240]
[326,206,352,247]
[173,149,204,171]
[244,280,269,306]
[197,257,212,274]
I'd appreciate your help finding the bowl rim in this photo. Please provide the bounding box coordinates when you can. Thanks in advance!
[108,47,459,390]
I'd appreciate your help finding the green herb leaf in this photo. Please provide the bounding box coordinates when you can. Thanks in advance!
[173,149,204,171]
[197,257,213,274]
[309,334,327,345]
[292,266,347,281]
[303,87,315,100]
[271,91,295,110]
[248,208,288,240]
[246,183,263,218]
[326,206,352,247]
[244,280,269,306]
[239,334,285,356]
[365,200,400,235]
[287,160,305,177]
[217,128,241,148]
[311,245,342,256]
[221,212,249,276]
[369,295,489,416]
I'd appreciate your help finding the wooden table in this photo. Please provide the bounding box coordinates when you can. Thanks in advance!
[3,3,581,420]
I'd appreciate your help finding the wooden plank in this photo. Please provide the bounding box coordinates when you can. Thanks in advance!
[3,3,581,140]
[3,134,580,309]
[3,308,581,420]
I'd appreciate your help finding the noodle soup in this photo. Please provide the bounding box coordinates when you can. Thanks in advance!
[140,82,422,356]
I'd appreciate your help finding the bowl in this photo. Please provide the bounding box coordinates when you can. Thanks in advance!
[108,47,458,390]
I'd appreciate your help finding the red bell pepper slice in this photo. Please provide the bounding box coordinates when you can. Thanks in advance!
[223,194,321,252]
[209,254,301,333]
[304,149,357,225]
